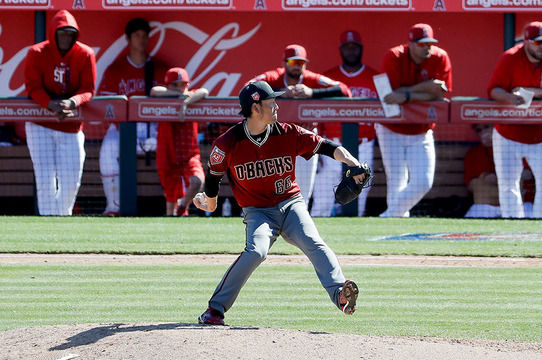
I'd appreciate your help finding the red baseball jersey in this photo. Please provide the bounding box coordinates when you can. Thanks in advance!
[464,144,494,186]
[488,44,542,144]
[98,56,168,97]
[208,121,324,207]
[381,44,452,135]
[323,64,379,141]
[24,10,96,133]
[249,67,351,97]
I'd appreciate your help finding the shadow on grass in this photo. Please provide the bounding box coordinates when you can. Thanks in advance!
[49,322,259,351]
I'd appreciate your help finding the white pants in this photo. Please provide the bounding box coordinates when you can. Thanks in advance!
[465,204,501,218]
[492,129,542,218]
[311,139,374,217]
[464,203,533,218]
[100,122,159,176]
[99,124,120,177]
[25,122,85,215]
[375,123,435,217]
[296,155,318,206]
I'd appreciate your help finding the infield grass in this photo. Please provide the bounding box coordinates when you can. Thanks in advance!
[1,263,541,341]
[2,216,542,257]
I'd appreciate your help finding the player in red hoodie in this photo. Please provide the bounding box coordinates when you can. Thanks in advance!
[24,10,96,215]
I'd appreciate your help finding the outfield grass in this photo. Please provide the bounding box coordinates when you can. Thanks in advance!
[1,263,540,341]
[2,216,542,257]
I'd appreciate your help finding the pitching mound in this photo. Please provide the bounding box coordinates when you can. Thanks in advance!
[2,323,541,360]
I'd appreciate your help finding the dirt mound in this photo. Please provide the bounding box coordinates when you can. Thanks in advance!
[2,323,541,360]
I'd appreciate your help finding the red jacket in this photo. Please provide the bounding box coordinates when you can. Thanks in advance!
[488,44,542,144]
[381,44,452,135]
[24,10,96,133]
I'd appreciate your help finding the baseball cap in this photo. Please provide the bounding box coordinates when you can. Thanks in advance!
[165,67,190,85]
[340,30,362,46]
[524,21,542,41]
[283,44,309,62]
[408,23,438,43]
[239,81,285,115]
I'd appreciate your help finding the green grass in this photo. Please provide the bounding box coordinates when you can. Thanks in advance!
[2,216,542,257]
[1,263,541,341]
[1,216,541,341]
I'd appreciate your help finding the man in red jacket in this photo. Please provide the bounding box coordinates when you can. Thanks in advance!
[378,23,452,217]
[24,10,96,215]
[488,21,542,218]
[248,45,351,207]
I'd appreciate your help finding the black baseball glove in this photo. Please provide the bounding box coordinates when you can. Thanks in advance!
[334,163,372,205]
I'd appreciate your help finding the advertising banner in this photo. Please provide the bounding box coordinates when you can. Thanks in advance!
[3,0,542,12]
[0,11,503,99]
[129,97,448,124]
[0,96,127,122]
[451,100,542,124]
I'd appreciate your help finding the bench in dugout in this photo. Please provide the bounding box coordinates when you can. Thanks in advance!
[0,140,471,217]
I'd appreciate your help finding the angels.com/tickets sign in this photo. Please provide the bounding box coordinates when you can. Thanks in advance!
[452,100,542,124]
[3,0,542,11]
[129,97,449,124]
[295,99,448,124]
[130,97,241,123]
[0,96,127,123]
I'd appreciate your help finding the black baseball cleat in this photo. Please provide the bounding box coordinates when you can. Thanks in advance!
[198,307,225,326]
[339,280,359,315]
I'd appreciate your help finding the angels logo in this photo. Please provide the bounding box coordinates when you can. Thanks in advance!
[251,92,260,101]
[254,0,266,9]
[210,145,226,165]
[433,0,446,10]
[105,104,115,120]
[421,69,429,82]
[73,0,85,9]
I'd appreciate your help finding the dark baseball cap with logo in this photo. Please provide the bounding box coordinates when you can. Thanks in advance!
[408,23,438,43]
[239,81,285,116]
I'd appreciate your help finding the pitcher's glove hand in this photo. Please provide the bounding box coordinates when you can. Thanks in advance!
[334,163,372,205]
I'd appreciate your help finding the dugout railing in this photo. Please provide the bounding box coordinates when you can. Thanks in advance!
[0,96,538,217]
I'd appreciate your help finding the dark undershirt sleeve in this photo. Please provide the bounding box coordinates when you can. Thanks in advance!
[317,139,340,158]
[311,86,345,99]
[203,169,222,198]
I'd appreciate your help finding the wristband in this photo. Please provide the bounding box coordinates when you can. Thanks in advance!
[404,91,411,102]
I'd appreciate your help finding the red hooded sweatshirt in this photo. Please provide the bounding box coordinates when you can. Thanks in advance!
[24,10,96,133]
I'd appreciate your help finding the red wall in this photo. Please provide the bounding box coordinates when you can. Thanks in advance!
[1,11,510,98]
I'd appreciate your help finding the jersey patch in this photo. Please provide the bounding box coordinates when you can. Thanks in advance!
[210,146,226,165]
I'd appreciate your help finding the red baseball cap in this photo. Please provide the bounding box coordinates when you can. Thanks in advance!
[283,44,309,62]
[408,23,438,43]
[340,30,362,46]
[524,21,542,41]
[165,67,190,85]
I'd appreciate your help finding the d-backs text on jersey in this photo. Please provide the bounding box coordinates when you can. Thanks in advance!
[234,156,293,180]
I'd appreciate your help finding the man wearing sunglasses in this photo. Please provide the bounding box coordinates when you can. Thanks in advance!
[487,21,542,218]
[248,44,351,208]
[378,23,452,217]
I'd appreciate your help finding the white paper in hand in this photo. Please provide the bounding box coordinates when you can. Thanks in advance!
[373,73,401,118]
[516,87,535,109]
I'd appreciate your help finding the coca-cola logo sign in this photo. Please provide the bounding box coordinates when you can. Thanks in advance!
[0,19,260,98]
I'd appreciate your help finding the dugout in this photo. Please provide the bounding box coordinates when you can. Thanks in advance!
[0,2,540,216]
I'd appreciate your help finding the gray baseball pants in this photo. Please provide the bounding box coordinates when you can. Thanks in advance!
[208,195,346,315]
